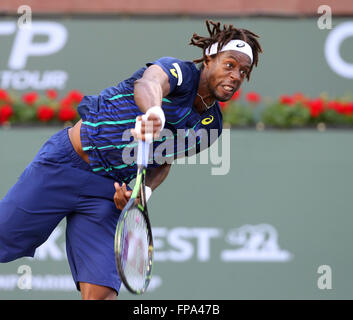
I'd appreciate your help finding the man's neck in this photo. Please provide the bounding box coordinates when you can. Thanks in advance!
[194,70,216,114]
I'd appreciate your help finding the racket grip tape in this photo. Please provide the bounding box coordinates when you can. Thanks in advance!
[137,139,150,167]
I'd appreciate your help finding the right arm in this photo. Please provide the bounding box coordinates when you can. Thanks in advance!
[115,65,173,210]
[131,65,171,141]
[134,64,170,114]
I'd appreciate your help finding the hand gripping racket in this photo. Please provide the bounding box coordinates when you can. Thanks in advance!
[114,134,153,294]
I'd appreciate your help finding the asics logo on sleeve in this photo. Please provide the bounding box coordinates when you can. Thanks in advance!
[171,63,183,86]
[170,68,178,78]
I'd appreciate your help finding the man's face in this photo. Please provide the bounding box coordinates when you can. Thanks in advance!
[203,51,252,102]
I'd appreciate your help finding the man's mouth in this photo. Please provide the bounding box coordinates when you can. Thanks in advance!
[222,85,235,94]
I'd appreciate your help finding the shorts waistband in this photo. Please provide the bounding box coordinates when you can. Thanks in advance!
[61,127,92,172]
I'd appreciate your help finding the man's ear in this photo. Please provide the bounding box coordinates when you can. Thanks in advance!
[203,55,211,69]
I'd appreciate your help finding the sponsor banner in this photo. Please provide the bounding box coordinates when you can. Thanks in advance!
[0,224,292,293]
[0,21,68,90]
[0,17,352,97]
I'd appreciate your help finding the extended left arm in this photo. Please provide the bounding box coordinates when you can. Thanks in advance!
[145,163,172,191]
[113,163,171,210]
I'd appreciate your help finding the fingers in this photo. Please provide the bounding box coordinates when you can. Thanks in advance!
[113,182,131,211]
[121,182,132,198]
[145,113,162,135]
[131,114,162,141]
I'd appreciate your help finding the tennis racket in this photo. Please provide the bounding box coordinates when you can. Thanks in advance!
[114,138,154,295]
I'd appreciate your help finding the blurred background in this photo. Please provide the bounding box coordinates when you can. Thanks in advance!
[0,0,353,299]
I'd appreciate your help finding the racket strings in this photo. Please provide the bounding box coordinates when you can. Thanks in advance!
[121,207,150,291]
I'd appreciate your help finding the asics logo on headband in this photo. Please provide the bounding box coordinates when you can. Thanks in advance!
[205,39,253,63]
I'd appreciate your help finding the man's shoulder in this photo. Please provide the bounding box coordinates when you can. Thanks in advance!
[149,56,196,69]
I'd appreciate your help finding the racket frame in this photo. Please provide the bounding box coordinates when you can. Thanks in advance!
[114,160,154,295]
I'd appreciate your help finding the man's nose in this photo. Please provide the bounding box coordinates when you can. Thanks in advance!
[230,68,241,81]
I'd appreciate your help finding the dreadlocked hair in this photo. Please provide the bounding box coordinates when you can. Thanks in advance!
[189,20,262,80]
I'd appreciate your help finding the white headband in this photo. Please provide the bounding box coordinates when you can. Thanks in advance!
[205,39,253,63]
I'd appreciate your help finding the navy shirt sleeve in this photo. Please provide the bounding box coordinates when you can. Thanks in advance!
[147,57,197,97]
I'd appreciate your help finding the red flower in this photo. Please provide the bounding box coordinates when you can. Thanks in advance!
[279,95,296,105]
[37,105,55,122]
[332,102,353,116]
[67,90,83,104]
[336,103,345,114]
[345,102,353,116]
[22,92,38,105]
[60,97,73,109]
[0,89,10,102]
[292,92,307,103]
[306,98,324,118]
[245,91,261,104]
[58,108,77,122]
[327,101,345,114]
[231,88,242,101]
[46,89,58,100]
[0,104,13,124]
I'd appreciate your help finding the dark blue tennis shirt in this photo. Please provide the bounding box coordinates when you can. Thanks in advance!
[78,57,223,183]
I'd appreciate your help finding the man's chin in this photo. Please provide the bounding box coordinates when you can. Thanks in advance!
[214,87,237,102]
[215,90,235,102]
[216,94,233,103]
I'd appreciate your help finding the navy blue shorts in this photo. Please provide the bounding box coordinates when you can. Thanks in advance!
[0,128,122,294]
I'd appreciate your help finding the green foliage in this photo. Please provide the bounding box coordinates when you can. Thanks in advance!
[320,109,353,126]
[222,102,254,127]
[261,103,311,128]
[2,89,353,129]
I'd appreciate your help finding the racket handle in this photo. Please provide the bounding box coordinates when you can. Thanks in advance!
[135,114,153,143]
[137,139,151,167]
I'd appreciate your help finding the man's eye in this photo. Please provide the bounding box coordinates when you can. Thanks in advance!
[226,63,234,68]
[241,70,248,76]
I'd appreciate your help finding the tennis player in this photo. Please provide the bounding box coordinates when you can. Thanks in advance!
[0,20,262,299]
